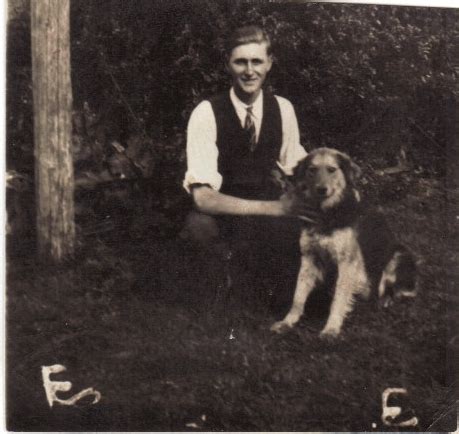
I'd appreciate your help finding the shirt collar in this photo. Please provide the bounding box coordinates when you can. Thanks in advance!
[230,87,263,120]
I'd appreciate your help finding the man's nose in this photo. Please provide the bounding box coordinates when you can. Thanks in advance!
[245,62,254,74]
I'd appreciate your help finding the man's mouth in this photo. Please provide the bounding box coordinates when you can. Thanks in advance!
[242,78,258,85]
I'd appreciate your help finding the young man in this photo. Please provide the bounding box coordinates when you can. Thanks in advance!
[183,26,311,314]
[184,25,307,220]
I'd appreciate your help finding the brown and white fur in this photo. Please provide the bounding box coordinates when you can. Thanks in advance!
[271,147,417,338]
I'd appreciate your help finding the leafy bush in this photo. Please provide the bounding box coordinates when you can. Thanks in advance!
[7,1,457,191]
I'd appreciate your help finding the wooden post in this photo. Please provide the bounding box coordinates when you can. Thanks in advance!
[31,0,75,262]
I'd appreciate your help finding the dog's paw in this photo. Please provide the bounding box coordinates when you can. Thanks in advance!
[270,321,293,334]
[319,327,340,340]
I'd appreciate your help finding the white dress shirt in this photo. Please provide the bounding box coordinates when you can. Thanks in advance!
[183,88,307,193]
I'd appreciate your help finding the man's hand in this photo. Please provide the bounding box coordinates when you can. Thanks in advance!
[280,190,320,224]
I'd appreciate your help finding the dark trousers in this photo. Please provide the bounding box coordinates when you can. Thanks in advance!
[217,214,301,316]
[180,210,301,316]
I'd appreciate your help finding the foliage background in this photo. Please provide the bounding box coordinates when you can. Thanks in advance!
[8,0,457,173]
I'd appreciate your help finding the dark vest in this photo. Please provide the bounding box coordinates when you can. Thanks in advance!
[209,91,282,200]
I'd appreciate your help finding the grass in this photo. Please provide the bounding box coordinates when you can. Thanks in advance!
[6,174,458,431]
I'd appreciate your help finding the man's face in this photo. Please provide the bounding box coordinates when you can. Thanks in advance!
[227,42,272,103]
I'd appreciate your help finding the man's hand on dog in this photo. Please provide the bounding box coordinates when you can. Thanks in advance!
[280,190,320,224]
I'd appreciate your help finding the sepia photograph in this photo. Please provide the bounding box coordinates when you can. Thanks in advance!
[5,0,458,431]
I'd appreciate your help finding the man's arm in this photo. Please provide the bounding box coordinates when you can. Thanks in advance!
[192,184,319,222]
[183,101,222,193]
[192,185,285,216]
[276,96,307,175]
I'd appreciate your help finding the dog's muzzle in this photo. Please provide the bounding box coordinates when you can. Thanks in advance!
[315,186,329,198]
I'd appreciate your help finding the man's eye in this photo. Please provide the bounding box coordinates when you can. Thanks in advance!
[252,59,263,65]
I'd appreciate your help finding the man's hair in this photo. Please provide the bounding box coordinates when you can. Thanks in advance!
[225,25,272,57]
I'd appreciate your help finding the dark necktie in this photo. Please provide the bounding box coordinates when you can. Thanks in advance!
[244,106,257,152]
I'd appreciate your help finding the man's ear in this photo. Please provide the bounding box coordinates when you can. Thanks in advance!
[266,54,273,72]
[336,151,361,186]
[224,50,232,72]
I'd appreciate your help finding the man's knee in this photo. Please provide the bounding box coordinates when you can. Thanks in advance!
[179,210,220,245]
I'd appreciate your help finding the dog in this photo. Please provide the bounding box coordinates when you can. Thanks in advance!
[270,147,417,338]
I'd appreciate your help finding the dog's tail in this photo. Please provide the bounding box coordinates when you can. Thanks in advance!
[378,246,418,302]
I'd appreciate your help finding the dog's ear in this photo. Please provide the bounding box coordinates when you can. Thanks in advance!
[272,165,294,191]
[292,155,312,181]
[336,151,361,186]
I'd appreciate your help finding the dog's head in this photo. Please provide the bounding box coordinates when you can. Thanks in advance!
[289,147,361,211]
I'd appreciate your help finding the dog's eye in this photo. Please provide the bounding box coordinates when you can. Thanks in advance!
[327,166,337,174]
[307,166,318,174]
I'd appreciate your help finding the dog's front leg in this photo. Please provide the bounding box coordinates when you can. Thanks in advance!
[270,256,320,333]
[320,261,360,338]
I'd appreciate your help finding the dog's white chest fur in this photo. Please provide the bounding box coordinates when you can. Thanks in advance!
[300,227,370,297]
[301,227,357,262]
